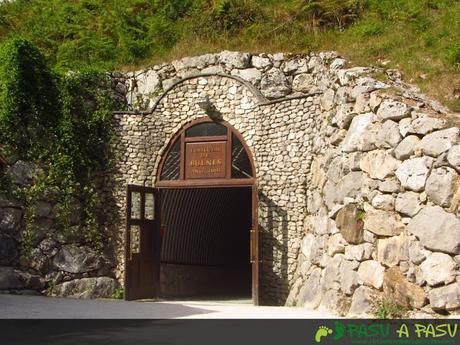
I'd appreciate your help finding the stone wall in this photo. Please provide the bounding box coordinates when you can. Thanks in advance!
[0,159,118,298]
[1,49,459,316]
[111,50,460,314]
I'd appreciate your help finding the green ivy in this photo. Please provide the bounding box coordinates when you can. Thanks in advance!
[0,38,121,256]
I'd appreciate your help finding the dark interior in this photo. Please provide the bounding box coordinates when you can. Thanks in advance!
[159,187,252,299]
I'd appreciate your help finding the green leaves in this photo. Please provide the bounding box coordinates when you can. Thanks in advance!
[0,38,119,250]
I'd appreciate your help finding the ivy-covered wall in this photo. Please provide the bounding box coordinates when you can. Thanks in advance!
[0,38,124,298]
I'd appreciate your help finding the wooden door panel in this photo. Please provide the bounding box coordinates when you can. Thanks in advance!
[124,185,160,301]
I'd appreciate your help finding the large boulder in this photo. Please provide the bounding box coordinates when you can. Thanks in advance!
[395,191,422,217]
[297,267,323,309]
[341,113,378,152]
[172,53,217,70]
[218,51,250,68]
[359,150,401,180]
[429,283,460,311]
[395,157,433,192]
[420,253,456,287]
[358,260,385,289]
[53,277,117,299]
[53,245,103,273]
[377,235,409,267]
[419,128,459,157]
[0,234,18,265]
[0,208,22,239]
[425,167,459,208]
[7,161,35,186]
[394,135,420,160]
[376,100,411,121]
[335,204,364,244]
[0,266,45,290]
[349,286,379,316]
[230,68,262,85]
[407,206,460,254]
[260,68,291,99]
[410,114,446,135]
[383,267,426,308]
[447,145,460,171]
[364,209,404,237]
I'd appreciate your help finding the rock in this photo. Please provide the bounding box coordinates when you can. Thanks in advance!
[218,51,250,68]
[0,266,45,290]
[410,114,446,135]
[420,253,456,287]
[345,243,373,261]
[447,145,460,171]
[172,54,217,71]
[360,150,401,180]
[425,167,459,208]
[377,235,409,267]
[327,233,347,256]
[399,118,412,137]
[326,156,351,183]
[0,234,18,265]
[429,283,460,311]
[321,89,335,111]
[395,191,422,217]
[330,58,347,70]
[0,194,22,208]
[407,206,460,254]
[230,68,262,85]
[419,128,459,157]
[322,254,343,288]
[358,260,385,289]
[260,68,291,99]
[364,209,404,237]
[319,289,347,313]
[283,58,309,75]
[35,201,52,218]
[0,208,22,238]
[7,161,35,185]
[377,120,402,148]
[371,194,395,210]
[251,55,272,69]
[53,245,103,273]
[409,240,428,265]
[300,233,316,258]
[53,277,117,299]
[323,172,369,210]
[134,70,160,96]
[378,178,401,193]
[297,267,322,309]
[200,65,225,74]
[349,286,379,316]
[162,77,180,90]
[332,104,354,129]
[330,129,347,146]
[395,157,433,192]
[383,267,427,308]
[335,204,364,244]
[337,67,368,86]
[341,260,359,295]
[376,100,411,121]
[341,113,378,152]
[394,135,421,160]
[292,73,316,93]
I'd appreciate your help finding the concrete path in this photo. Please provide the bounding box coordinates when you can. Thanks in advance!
[0,294,335,319]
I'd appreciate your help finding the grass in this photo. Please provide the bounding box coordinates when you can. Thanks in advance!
[0,0,459,111]
[374,298,408,319]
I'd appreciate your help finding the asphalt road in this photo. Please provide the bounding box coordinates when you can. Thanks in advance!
[0,294,333,319]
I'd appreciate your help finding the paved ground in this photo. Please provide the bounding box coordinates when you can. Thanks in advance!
[0,294,335,319]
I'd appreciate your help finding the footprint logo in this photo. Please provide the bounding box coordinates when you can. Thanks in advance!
[314,326,333,343]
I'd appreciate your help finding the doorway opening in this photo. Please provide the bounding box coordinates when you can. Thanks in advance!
[159,186,252,299]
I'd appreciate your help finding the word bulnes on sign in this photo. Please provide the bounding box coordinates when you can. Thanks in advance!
[185,142,226,179]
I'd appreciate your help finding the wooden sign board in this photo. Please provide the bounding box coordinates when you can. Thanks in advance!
[185,141,226,179]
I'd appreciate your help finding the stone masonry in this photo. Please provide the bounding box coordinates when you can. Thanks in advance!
[1,50,459,316]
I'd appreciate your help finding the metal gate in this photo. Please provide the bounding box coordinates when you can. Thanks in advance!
[124,185,161,300]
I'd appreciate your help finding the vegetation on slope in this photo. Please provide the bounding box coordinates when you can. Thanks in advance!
[0,0,459,110]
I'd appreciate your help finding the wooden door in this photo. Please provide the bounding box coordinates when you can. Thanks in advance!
[251,184,260,305]
[124,185,161,300]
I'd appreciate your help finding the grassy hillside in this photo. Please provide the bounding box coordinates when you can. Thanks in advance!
[0,0,459,111]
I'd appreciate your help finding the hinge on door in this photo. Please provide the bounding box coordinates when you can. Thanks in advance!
[250,229,256,263]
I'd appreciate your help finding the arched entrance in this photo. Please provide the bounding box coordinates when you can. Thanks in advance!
[124,118,259,304]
